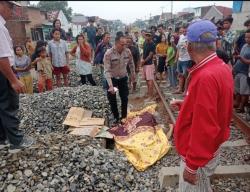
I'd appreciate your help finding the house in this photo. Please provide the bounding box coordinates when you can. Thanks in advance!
[71,14,88,37]
[231,1,250,31]
[46,10,70,33]
[182,7,195,14]
[203,5,232,23]
[149,15,160,26]
[25,6,47,41]
[6,4,29,45]
[5,3,72,44]
[6,4,48,45]
[159,12,172,23]
[194,6,212,18]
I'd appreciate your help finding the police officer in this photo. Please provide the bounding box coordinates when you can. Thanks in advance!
[0,1,34,149]
[104,35,135,125]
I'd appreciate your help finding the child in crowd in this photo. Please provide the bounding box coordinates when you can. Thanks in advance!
[13,45,33,94]
[31,41,48,81]
[37,47,53,93]
[233,29,250,113]
[167,37,177,88]
[48,28,70,87]
[25,37,35,57]
[156,34,168,83]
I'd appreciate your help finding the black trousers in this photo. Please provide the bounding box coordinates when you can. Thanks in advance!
[0,72,23,145]
[106,76,129,121]
[80,74,96,86]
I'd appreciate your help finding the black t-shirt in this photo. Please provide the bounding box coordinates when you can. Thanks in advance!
[96,35,103,46]
[128,45,140,69]
[143,42,156,65]
[236,33,246,53]
[152,34,160,45]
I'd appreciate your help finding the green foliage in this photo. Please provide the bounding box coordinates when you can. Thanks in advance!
[37,1,72,22]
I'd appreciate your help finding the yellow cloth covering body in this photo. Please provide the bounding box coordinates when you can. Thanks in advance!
[110,104,170,171]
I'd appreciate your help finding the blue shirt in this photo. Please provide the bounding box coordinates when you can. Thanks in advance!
[233,44,250,75]
[14,55,31,77]
[48,39,68,67]
[85,26,97,43]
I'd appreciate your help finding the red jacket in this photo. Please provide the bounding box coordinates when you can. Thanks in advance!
[174,53,233,173]
[70,43,92,62]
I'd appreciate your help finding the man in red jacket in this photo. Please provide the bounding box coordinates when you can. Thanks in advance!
[171,20,234,191]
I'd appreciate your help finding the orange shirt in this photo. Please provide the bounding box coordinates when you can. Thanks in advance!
[26,41,35,56]
[71,43,92,62]
[156,42,168,56]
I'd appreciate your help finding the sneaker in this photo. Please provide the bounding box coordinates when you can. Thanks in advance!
[10,136,35,150]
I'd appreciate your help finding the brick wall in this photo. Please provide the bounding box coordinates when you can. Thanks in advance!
[6,21,27,46]
[5,7,47,45]
[25,7,46,38]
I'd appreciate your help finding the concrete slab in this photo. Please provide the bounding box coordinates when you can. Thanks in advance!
[159,165,250,189]
[221,139,248,147]
[167,140,249,156]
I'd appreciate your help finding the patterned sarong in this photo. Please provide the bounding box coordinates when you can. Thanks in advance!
[109,104,170,171]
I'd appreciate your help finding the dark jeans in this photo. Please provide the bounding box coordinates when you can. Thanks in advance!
[0,72,23,145]
[80,74,96,86]
[106,76,129,121]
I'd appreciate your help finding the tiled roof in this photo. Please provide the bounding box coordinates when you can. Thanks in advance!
[215,6,232,17]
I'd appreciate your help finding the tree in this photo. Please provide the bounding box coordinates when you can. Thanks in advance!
[37,1,72,22]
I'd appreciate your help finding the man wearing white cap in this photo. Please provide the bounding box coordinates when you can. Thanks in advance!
[171,20,234,191]
[0,1,34,149]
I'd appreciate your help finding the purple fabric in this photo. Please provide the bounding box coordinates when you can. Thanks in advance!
[108,112,157,137]
[187,20,217,43]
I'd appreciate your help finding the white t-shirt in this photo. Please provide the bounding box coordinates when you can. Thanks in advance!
[177,34,191,61]
[0,15,15,66]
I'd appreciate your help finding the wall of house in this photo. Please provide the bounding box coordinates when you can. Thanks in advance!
[71,23,82,37]
[25,7,46,38]
[194,8,201,17]
[6,21,27,46]
[203,7,223,22]
[57,10,70,32]
[231,1,250,31]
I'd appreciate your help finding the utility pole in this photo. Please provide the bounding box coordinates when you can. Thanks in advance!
[161,6,164,14]
[171,1,174,30]
[171,1,173,20]
[150,13,152,26]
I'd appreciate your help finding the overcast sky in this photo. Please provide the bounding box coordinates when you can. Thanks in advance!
[31,1,233,24]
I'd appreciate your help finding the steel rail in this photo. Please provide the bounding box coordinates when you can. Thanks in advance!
[232,111,250,140]
[152,79,176,139]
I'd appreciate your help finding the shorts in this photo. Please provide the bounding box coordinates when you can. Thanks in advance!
[157,56,166,73]
[53,66,70,75]
[177,60,193,76]
[142,64,155,81]
[234,73,250,95]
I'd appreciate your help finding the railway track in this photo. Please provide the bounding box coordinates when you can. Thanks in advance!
[232,111,250,143]
[135,72,250,191]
